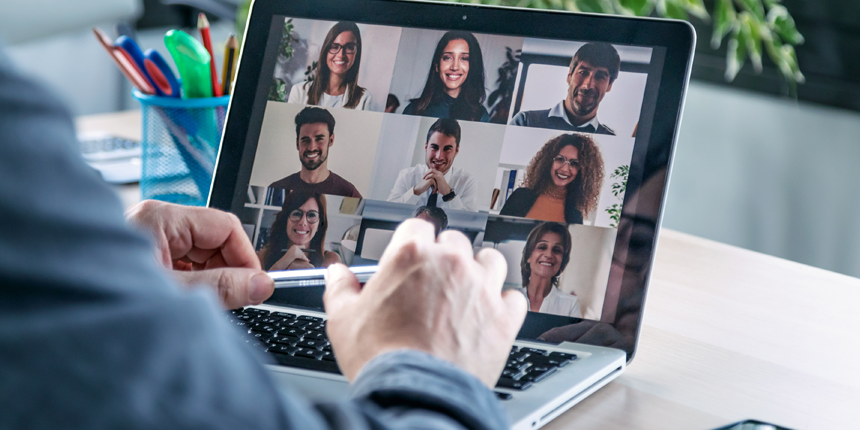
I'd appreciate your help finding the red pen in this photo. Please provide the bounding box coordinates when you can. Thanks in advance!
[92,27,155,95]
[197,13,222,97]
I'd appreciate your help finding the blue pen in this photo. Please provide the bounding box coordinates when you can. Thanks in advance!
[115,36,181,98]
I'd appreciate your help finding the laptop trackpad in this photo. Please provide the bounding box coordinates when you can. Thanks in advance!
[268,367,351,401]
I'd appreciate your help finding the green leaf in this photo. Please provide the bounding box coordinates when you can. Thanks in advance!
[739,12,763,72]
[781,44,805,83]
[725,25,746,81]
[736,0,765,21]
[617,0,653,16]
[767,5,804,45]
[563,0,580,11]
[576,0,613,13]
[679,0,709,20]
[711,0,736,48]
[658,0,688,20]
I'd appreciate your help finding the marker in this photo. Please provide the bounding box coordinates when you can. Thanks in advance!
[197,13,222,97]
[164,29,213,98]
[222,33,238,96]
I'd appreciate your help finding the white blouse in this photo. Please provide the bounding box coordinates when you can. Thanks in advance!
[287,80,372,110]
[515,286,582,318]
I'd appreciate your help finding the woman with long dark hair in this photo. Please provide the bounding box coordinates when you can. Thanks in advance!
[258,191,341,271]
[517,222,581,317]
[402,31,489,122]
[501,133,604,224]
[288,22,371,110]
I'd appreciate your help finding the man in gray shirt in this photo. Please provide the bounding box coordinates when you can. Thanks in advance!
[0,47,526,429]
[510,42,620,135]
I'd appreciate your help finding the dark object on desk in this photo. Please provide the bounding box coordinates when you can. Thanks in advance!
[231,307,571,391]
[712,419,796,430]
[78,132,141,184]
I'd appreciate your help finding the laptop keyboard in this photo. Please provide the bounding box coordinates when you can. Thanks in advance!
[230,307,575,398]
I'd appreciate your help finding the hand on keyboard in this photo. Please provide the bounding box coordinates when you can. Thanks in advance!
[126,200,274,309]
[323,218,527,387]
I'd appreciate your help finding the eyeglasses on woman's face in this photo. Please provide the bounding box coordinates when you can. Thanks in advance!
[288,209,320,224]
[328,42,358,55]
[552,154,580,169]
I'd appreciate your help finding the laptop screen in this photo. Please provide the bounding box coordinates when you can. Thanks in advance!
[214,3,690,354]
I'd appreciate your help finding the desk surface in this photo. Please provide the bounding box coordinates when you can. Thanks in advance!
[77,111,860,430]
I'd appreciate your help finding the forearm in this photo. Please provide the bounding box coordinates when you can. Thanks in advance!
[387,176,420,204]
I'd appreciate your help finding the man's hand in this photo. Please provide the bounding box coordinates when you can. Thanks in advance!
[269,244,311,271]
[423,170,452,195]
[126,200,274,309]
[412,176,435,196]
[324,219,527,387]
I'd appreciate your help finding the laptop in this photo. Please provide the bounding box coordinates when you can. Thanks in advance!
[209,0,694,428]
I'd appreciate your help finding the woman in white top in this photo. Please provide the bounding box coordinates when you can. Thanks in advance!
[288,22,372,110]
[516,222,582,318]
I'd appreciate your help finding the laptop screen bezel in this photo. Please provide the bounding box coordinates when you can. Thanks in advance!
[209,0,695,363]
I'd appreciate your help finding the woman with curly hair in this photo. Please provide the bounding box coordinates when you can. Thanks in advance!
[258,191,341,271]
[402,31,489,122]
[516,222,581,317]
[500,133,604,224]
[288,22,371,110]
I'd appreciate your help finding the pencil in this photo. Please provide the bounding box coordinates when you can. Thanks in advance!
[197,13,222,97]
[222,34,238,96]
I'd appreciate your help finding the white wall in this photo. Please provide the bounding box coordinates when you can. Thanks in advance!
[366,115,422,200]
[495,126,635,227]
[250,101,383,196]
[275,18,401,112]
[664,81,860,278]
[387,29,524,114]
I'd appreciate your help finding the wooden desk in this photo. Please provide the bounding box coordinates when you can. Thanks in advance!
[77,111,860,430]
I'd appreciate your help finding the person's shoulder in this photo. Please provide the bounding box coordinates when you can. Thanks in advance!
[508,187,537,201]
[269,173,300,190]
[402,101,419,115]
[596,123,616,136]
[327,172,362,196]
[500,187,537,216]
[510,109,552,127]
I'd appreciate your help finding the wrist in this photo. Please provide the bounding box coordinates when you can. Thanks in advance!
[442,189,456,202]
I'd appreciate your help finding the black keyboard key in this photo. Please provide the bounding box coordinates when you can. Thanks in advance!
[298,315,323,322]
[249,332,273,343]
[246,308,270,316]
[511,352,530,362]
[549,352,577,361]
[506,361,532,373]
[319,350,336,362]
[269,344,299,355]
[251,324,276,333]
[269,352,341,374]
[496,378,532,391]
[494,391,513,401]
[520,366,557,383]
[279,320,311,329]
[273,336,298,346]
[304,330,327,340]
[294,348,319,359]
[272,312,296,319]
[306,323,326,331]
[521,347,548,356]
[278,328,306,338]
[298,339,328,350]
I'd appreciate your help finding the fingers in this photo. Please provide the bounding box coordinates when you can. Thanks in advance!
[174,268,273,309]
[436,229,474,261]
[379,218,436,265]
[187,210,260,270]
[501,289,528,333]
[474,248,508,292]
[323,263,361,315]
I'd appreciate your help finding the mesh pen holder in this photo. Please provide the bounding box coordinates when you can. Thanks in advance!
[134,90,230,206]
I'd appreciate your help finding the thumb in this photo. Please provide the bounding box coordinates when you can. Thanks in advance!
[323,263,361,315]
[174,268,274,309]
[501,289,528,338]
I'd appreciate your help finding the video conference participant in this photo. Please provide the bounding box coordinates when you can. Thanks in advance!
[510,42,620,135]
[258,191,341,271]
[402,31,489,122]
[500,133,604,224]
[269,107,362,198]
[385,94,400,113]
[387,118,478,211]
[516,222,582,318]
[414,206,448,237]
[288,22,372,110]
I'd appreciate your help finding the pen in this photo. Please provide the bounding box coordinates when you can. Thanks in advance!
[164,29,213,99]
[222,34,238,96]
[197,13,222,97]
[92,28,155,95]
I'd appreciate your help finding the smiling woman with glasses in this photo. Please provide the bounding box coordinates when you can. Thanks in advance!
[288,22,372,110]
[500,133,604,224]
[258,191,341,271]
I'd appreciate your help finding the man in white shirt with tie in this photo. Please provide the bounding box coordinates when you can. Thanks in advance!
[388,119,478,212]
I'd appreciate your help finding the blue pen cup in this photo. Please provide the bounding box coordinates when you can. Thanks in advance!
[133,90,230,206]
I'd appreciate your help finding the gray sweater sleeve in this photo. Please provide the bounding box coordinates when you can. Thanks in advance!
[0,49,508,430]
